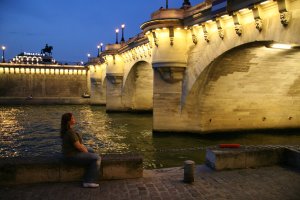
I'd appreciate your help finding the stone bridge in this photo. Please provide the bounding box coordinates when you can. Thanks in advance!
[88,0,300,133]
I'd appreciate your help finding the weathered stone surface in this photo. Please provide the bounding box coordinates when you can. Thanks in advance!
[283,147,300,168]
[0,153,143,185]
[206,148,247,170]
[205,146,300,170]
[101,153,143,180]
[0,71,87,98]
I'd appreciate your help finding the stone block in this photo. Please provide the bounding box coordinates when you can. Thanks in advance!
[245,148,283,168]
[59,164,84,182]
[205,148,246,170]
[0,153,143,185]
[101,153,143,180]
[16,164,60,184]
[283,148,300,168]
[206,146,300,171]
[0,157,61,184]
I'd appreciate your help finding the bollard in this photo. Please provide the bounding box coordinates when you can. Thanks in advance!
[183,160,195,183]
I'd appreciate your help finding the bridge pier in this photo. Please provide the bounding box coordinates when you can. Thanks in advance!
[152,62,187,132]
[88,64,106,105]
[106,73,125,112]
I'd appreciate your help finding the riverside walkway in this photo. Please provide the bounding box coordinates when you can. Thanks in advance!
[1,165,299,200]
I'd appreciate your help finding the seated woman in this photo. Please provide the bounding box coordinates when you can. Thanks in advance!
[60,113,101,188]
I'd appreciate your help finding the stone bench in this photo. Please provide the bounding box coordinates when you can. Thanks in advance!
[205,146,300,170]
[0,153,143,185]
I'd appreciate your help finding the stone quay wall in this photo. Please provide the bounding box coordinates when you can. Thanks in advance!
[0,64,89,104]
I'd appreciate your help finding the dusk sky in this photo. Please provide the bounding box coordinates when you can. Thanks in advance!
[0,0,202,62]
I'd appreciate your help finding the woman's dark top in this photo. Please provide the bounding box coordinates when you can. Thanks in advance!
[62,128,83,156]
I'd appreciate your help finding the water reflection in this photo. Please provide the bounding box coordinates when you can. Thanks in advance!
[0,105,299,169]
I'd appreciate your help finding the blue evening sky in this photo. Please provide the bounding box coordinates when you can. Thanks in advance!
[0,0,202,62]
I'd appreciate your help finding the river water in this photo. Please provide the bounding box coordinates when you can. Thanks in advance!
[0,105,300,169]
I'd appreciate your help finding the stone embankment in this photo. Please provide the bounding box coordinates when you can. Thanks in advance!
[0,145,299,186]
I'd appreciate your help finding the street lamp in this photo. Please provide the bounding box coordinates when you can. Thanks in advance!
[100,43,103,52]
[97,45,100,57]
[121,24,125,43]
[166,0,168,9]
[2,46,6,63]
[115,28,119,44]
[87,53,91,62]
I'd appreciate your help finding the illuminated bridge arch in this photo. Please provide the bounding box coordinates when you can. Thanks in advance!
[122,60,153,112]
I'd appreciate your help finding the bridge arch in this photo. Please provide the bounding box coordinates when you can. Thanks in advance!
[122,61,153,111]
[183,3,300,97]
[183,41,300,132]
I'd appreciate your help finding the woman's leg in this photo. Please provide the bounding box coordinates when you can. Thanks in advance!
[84,152,101,183]
[65,152,101,183]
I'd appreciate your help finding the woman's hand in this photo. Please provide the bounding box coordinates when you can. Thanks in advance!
[74,141,88,153]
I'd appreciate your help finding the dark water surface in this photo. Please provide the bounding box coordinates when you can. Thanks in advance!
[0,105,299,169]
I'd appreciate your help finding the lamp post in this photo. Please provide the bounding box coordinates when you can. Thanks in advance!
[121,24,125,43]
[87,53,91,62]
[97,45,100,57]
[115,28,119,44]
[2,46,6,63]
[100,43,103,52]
[166,0,168,9]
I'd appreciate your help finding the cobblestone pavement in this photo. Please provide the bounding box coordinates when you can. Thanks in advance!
[0,165,299,200]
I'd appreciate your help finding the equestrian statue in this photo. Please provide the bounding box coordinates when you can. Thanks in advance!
[41,44,53,56]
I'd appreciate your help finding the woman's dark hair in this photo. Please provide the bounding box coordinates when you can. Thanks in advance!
[60,113,73,138]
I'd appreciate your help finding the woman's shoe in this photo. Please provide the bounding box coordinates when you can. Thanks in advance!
[82,182,99,188]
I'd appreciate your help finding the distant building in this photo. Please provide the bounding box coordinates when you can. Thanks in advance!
[10,52,57,65]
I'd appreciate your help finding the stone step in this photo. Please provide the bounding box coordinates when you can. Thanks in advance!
[0,153,143,185]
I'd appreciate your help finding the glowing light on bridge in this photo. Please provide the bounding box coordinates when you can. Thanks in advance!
[221,14,229,19]
[270,43,292,49]
[239,8,249,13]
[260,0,272,5]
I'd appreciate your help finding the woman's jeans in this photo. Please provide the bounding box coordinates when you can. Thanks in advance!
[64,149,101,183]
